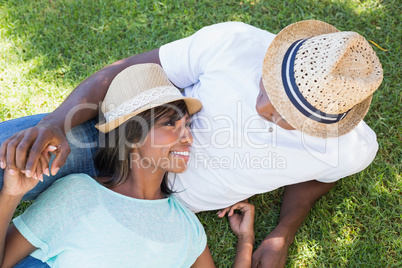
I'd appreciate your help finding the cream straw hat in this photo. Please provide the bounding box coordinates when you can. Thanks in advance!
[95,63,202,133]
[263,20,383,138]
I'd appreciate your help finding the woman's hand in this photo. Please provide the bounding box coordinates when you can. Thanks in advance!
[218,201,255,268]
[1,153,48,197]
[217,201,255,240]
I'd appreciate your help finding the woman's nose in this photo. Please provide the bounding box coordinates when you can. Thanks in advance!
[180,127,193,145]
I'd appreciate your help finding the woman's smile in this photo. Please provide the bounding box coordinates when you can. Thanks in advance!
[169,148,191,162]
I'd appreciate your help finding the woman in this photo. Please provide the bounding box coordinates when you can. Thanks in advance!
[0,64,255,267]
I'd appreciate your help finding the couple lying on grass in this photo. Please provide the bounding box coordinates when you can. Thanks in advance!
[0,19,383,267]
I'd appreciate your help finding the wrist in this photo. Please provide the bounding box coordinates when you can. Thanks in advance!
[238,232,255,245]
[267,226,295,247]
[0,190,24,203]
[38,114,66,134]
[36,120,68,135]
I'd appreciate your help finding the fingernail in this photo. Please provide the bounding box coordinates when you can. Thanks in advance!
[39,174,43,182]
[52,167,60,175]
[9,169,15,175]
[48,145,57,151]
[0,161,5,169]
[26,170,32,177]
[32,173,37,180]
[44,168,50,176]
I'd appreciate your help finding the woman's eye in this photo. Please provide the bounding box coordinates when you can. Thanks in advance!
[163,121,176,126]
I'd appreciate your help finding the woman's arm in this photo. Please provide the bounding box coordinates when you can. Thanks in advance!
[0,168,39,267]
[1,224,36,267]
[233,234,254,268]
[218,202,255,268]
[191,202,255,268]
[191,245,215,268]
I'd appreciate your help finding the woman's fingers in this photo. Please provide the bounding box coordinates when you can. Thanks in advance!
[218,202,255,217]
[34,156,43,182]
[39,153,49,178]
[229,202,253,215]
[217,206,231,217]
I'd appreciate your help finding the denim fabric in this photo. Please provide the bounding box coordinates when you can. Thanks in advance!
[13,256,50,268]
[0,114,99,200]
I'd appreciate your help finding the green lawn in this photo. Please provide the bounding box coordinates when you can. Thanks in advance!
[1,0,401,267]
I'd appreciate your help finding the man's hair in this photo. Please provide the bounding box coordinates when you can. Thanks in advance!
[94,100,189,196]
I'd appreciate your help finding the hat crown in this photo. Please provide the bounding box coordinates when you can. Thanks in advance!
[101,64,175,114]
[294,31,383,114]
[95,63,203,133]
[262,20,384,137]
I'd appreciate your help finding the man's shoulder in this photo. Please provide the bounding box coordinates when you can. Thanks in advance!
[337,121,378,173]
[202,21,262,31]
[199,21,274,40]
[339,121,377,147]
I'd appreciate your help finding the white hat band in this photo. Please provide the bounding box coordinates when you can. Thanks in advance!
[103,86,182,123]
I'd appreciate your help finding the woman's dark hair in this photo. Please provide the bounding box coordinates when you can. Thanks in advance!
[94,100,189,196]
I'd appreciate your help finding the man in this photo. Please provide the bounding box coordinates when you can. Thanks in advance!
[0,20,382,267]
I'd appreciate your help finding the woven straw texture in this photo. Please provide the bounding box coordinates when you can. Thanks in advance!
[96,64,202,133]
[263,20,383,138]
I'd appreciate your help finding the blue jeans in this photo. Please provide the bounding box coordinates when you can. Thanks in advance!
[13,256,50,268]
[0,114,99,200]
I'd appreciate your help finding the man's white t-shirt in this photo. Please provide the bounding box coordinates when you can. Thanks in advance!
[160,22,378,212]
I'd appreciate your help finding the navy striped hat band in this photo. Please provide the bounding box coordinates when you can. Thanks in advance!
[281,39,350,124]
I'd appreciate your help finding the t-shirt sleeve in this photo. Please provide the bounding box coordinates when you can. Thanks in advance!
[13,174,98,262]
[183,202,207,259]
[172,197,207,259]
[196,216,207,258]
[316,121,379,183]
[159,22,264,89]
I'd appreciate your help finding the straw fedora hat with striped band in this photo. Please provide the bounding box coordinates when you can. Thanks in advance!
[95,63,202,133]
[262,20,383,138]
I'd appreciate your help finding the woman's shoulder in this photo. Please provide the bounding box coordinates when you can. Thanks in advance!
[53,173,98,188]
[42,173,100,201]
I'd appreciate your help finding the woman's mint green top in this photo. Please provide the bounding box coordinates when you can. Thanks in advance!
[13,174,207,267]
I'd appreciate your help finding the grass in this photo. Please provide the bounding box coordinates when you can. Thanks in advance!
[1,0,401,267]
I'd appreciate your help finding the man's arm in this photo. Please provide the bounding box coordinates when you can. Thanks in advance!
[252,180,336,268]
[0,48,161,177]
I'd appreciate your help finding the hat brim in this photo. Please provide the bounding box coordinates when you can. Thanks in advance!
[95,96,202,133]
[262,20,372,138]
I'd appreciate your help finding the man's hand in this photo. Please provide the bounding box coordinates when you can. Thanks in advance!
[0,123,70,179]
[252,180,336,267]
[251,229,290,268]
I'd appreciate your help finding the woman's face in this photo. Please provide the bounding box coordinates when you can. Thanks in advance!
[256,79,295,130]
[132,114,193,174]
